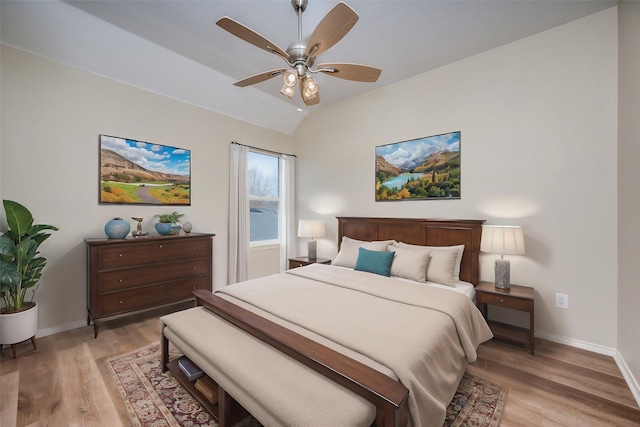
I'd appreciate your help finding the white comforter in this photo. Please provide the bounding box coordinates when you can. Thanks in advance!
[214,264,493,426]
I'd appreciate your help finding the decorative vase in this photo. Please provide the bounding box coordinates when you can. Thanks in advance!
[155,222,172,236]
[182,221,192,233]
[105,217,130,239]
[0,302,38,346]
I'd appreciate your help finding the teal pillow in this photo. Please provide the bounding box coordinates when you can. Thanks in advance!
[354,247,395,277]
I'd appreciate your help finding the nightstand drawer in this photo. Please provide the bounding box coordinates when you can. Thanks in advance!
[477,292,532,311]
[288,257,331,269]
[289,260,308,269]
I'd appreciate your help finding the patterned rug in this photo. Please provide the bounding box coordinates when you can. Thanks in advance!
[105,343,507,427]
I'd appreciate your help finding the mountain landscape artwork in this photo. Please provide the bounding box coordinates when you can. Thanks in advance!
[99,134,191,205]
[376,131,460,201]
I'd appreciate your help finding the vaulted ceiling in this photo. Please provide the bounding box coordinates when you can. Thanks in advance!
[1,0,617,134]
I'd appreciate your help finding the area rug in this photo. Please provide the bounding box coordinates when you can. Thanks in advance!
[105,343,507,427]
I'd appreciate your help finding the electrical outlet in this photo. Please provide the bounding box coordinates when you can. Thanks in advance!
[555,293,569,309]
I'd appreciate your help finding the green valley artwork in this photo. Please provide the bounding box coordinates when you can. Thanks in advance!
[376,131,460,201]
[99,134,191,205]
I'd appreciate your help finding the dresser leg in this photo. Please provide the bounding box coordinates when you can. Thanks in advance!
[93,322,100,339]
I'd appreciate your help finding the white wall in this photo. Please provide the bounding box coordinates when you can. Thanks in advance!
[293,9,619,348]
[617,1,640,400]
[0,45,293,334]
[248,246,281,279]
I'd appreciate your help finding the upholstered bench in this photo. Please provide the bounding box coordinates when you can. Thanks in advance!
[161,306,376,427]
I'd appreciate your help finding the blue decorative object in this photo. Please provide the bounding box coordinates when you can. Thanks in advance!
[105,217,130,239]
[354,247,395,277]
[155,222,172,236]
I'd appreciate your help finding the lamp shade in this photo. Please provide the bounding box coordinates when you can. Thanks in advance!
[480,225,525,255]
[297,220,326,238]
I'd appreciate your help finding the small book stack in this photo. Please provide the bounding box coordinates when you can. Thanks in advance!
[178,356,203,381]
[194,375,218,404]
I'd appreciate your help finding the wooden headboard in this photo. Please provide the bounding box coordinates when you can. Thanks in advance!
[337,217,485,285]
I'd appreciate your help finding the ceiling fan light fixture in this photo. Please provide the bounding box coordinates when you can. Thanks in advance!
[304,76,319,95]
[280,84,295,98]
[283,70,297,87]
[302,87,317,101]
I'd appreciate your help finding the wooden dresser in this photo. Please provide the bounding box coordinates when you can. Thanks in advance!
[85,233,214,337]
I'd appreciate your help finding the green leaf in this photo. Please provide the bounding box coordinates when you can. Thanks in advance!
[0,260,20,286]
[3,200,34,240]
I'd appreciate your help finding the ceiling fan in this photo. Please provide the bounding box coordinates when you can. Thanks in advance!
[216,0,382,106]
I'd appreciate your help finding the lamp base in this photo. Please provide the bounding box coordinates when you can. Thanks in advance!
[308,239,317,260]
[495,259,511,289]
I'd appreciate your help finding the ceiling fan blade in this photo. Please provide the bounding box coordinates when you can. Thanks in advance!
[305,2,359,57]
[316,63,382,82]
[233,69,288,87]
[216,17,288,60]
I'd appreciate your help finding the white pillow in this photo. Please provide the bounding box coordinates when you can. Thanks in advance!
[425,246,459,286]
[386,245,431,282]
[397,242,465,282]
[332,237,396,269]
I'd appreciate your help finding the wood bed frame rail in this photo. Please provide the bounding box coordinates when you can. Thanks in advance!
[191,289,410,427]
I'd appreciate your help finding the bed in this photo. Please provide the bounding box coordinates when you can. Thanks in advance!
[161,217,493,427]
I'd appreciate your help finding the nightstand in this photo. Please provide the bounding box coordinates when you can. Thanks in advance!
[288,257,331,269]
[475,281,535,355]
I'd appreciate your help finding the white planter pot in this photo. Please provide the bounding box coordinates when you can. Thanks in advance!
[0,302,38,345]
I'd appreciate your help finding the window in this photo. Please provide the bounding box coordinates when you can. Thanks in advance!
[248,151,280,246]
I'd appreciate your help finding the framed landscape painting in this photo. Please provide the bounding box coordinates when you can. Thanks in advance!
[375,131,460,201]
[99,134,191,205]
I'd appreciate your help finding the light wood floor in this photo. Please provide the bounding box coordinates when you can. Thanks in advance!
[1,304,639,427]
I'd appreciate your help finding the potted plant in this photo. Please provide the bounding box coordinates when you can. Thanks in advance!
[155,211,184,236]
[0,200,58,357]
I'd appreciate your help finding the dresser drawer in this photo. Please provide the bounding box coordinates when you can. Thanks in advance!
[100,276,209,316]
[98,238,211,269]
[99,258,211,292]
[477,292,532,311]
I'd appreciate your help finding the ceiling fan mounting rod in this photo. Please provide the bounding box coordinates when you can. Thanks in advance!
[292,0,308,41]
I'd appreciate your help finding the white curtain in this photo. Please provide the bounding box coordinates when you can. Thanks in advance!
[280,154,296,272]
[228,143,249,285]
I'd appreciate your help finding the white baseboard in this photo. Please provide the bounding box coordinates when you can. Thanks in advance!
[614,350,640,408]
[535,329,617,356]
[536,329,640,408]
[35,319,87,338]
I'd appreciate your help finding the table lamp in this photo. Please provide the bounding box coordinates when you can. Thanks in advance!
[480,225,526,289]
[298,220,326,260]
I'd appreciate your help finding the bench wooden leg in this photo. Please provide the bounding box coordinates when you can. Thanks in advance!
[161,325,169,373]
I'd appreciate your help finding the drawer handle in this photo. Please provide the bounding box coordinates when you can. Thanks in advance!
[500,299,504,303]
[119,279,123,283]
[159,244,163,249]
[119,253,123,257]
[192,286,196,290]
[119,300,123,304]
[192,267,196,270]
[193,247,197,250]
